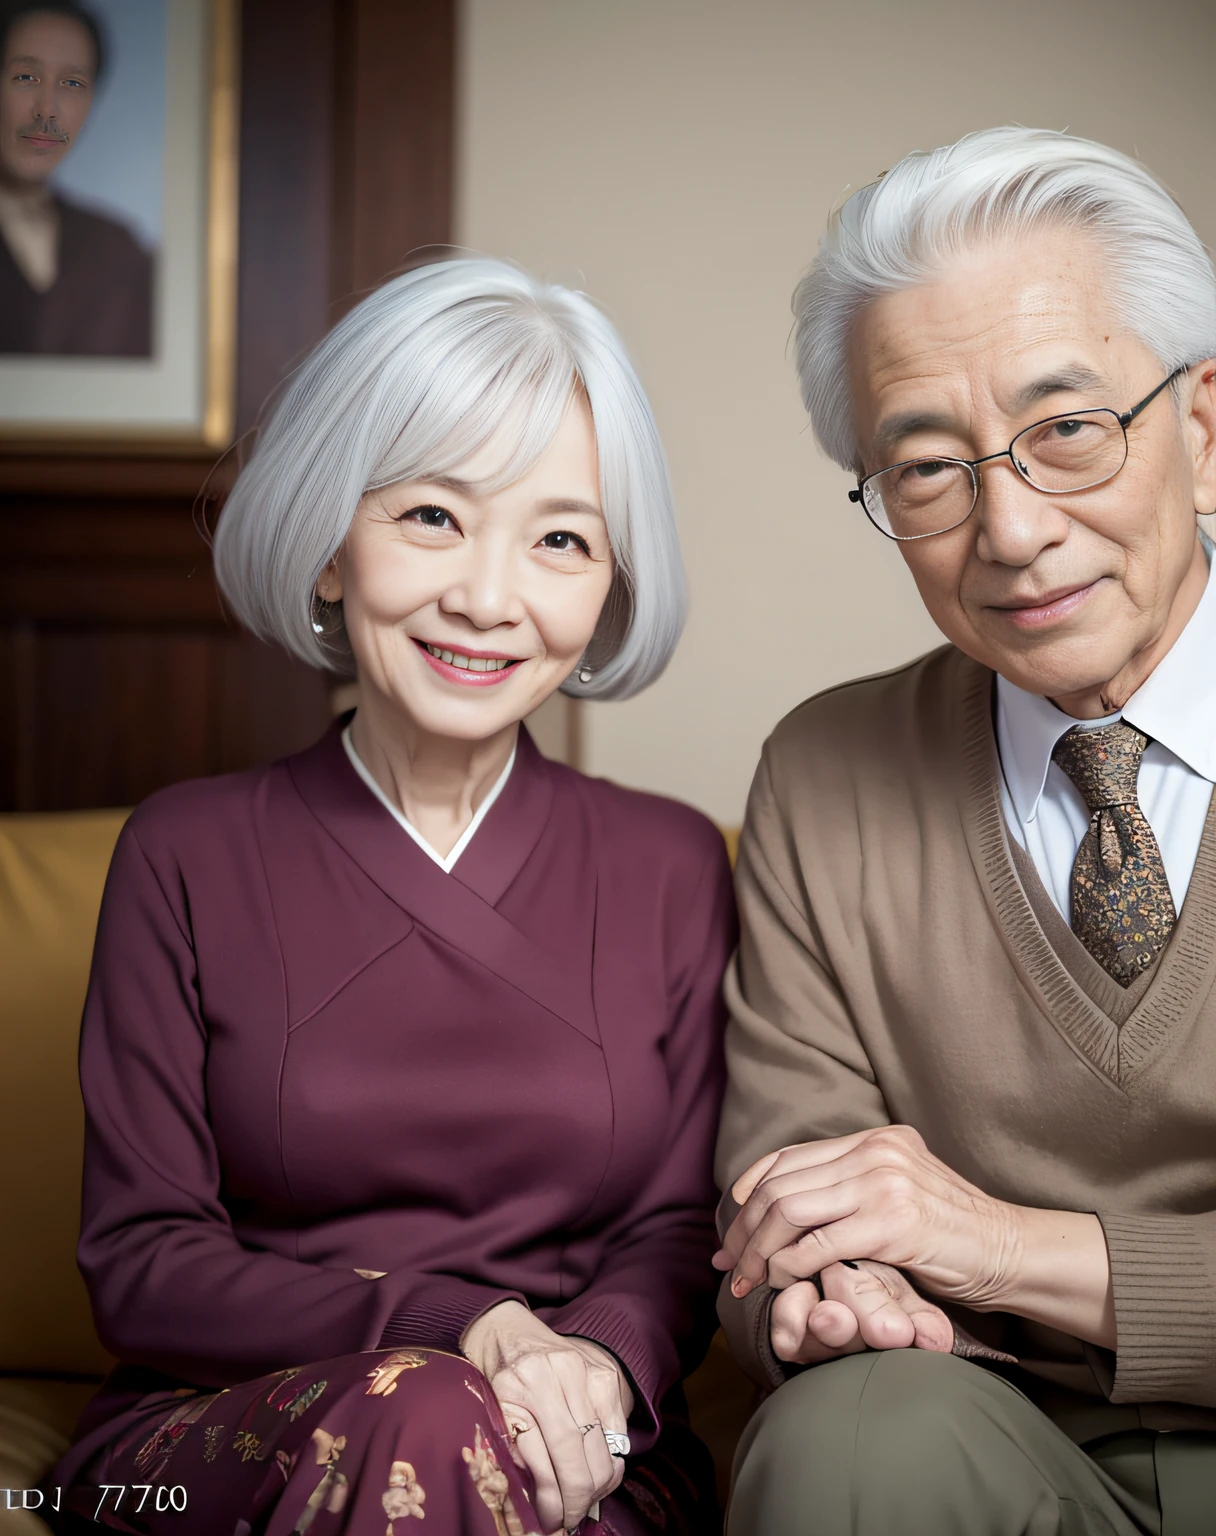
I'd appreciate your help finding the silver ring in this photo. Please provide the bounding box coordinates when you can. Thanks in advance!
[603,1431,630,1458]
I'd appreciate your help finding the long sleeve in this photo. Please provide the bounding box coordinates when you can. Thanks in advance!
[714,748,890,1387]
[1097,1211,1216,1408]
[715,747,891,1189]
[77,822,525,1389]
[541,830,736,1447]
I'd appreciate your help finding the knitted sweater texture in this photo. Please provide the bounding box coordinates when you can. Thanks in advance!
[716,645,1216,1427]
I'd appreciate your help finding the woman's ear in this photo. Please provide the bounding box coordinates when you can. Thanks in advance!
[1187,360,1216,516]
[315,556,343,604]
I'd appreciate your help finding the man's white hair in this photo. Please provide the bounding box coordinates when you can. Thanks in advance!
[212,257,685,700]
[794,126,1216,472]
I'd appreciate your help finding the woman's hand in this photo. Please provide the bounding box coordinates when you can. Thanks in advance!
[461,1300,632,1535]
[770,1259,954,1365]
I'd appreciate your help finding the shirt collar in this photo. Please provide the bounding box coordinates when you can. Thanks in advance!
[1121,540,1216,780]
[995,535,1216,824]
[995,676,1114,827]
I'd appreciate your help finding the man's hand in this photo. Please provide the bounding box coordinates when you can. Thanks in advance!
[770,1259,954,1364]
[461,1300,632,1535]
[714,1127,1115,1349]
[714,1125,1019,1306]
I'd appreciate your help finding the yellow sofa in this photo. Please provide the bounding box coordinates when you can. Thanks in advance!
[0,810,754,1529]
[0,812,126,1533]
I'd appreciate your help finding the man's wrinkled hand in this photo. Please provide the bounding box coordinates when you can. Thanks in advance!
[712,1126,1021,1310]
[769,1259,954,1365]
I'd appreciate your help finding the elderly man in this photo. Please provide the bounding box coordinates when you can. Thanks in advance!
[714,127,1216,1535]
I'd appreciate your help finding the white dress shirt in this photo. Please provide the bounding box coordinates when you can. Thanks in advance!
[996,543,1216,924]
[341,724,516,874]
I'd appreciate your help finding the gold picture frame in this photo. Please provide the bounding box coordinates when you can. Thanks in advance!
[0,0,240,453]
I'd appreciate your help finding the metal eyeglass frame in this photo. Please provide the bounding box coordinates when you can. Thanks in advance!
[847,366,1187,542]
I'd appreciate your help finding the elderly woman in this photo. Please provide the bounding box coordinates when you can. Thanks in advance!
[48,259,735,1536]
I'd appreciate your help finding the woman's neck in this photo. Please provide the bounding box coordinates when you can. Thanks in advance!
[348,690,518,859]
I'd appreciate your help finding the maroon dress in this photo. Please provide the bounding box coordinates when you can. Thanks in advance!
[46,721,735,1535]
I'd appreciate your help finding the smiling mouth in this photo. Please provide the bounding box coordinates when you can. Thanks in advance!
[419,642,518,672]
[992,579,1102,626]
[413,639,525,686]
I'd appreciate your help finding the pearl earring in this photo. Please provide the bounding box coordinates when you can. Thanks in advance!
[578,666,593,684]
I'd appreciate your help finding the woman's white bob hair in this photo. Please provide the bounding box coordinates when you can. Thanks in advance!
[794,126,1216,471]
[212,257,686,700]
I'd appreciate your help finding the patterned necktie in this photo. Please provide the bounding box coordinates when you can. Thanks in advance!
[1050,721,1176,986]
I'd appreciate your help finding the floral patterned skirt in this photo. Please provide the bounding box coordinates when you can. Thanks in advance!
[46,1348,718,1536]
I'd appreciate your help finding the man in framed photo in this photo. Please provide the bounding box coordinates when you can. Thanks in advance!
[0,1,154,357]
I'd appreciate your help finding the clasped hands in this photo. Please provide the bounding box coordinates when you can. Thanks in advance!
[712,1125,1029,1366]
[461,1299,631,1535]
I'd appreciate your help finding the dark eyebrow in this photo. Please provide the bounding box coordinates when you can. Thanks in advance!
[1007,365,1108,414]
[871,410,958,457]
[871,365,1112,460]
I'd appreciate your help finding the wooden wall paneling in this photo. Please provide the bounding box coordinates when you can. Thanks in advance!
[235,0,338,436]
[30,630,216,810]
[211,631,333,776]
[0,623,25,809]
[4,483,216,810]
[0,471,337,811]
[330,0,457,315]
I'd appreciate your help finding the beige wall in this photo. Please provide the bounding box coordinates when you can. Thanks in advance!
[456,0,1216,823]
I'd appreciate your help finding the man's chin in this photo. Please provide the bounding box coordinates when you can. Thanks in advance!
[966,597,1133,703]
[8,145,67,181]
[985,644,1128,706]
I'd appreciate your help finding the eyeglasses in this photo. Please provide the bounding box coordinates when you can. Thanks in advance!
[849,367,1186,542]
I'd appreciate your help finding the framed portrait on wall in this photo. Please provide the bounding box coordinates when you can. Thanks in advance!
[0,0,238,451]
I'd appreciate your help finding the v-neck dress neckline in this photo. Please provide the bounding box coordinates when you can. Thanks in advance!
[340,722,517,874]
[287,719,601,1042]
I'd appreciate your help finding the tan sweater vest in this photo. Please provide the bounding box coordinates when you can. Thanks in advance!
[716,645,1216,1431]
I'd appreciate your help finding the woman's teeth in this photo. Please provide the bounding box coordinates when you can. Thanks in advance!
[423,644,513,673]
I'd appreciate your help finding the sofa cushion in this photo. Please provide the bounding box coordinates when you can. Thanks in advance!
[0,812,126,1376]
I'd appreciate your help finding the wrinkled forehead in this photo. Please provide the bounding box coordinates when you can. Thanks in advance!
[847,231,1146,436]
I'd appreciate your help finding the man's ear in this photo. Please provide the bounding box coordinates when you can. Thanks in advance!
[315,556,343,604]
[1186,359,1216,516]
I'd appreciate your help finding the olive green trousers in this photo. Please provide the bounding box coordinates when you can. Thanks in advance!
[727,1350,1216,1536]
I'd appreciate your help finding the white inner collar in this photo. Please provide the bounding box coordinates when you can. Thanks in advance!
[341,724,517,874]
